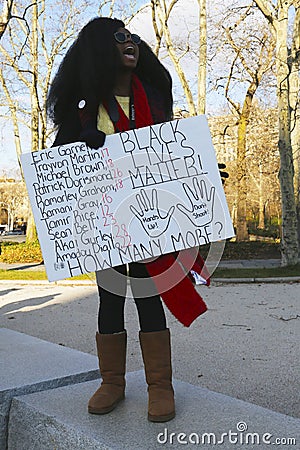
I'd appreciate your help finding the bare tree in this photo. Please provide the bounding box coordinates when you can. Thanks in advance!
[0,64,23,174]
[247,105,280,232]
[253,0,299,265]
[1,0,151,243]
[0,0,14,40]
[214,6,274,241]
[151,0,198,115]
[0,177,28,231]
[0,0,86,241]
[209,104,280,239]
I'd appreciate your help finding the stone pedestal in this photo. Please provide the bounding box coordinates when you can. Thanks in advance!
[0,328,99,450]
[8,370,300,450]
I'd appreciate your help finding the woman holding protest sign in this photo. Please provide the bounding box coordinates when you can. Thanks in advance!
[47,17,213,423]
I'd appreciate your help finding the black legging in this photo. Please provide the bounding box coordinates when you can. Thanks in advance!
[96,262,167,334]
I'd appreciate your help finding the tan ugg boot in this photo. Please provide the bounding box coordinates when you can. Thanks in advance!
[88,331,126,414]
[139,328,175,422]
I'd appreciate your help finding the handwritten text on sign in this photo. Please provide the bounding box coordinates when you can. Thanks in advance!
[21,116,235,282]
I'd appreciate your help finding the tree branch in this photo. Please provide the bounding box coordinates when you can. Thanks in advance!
[252,0,277,33]
[0,0,14,40]
[225,55,241,115]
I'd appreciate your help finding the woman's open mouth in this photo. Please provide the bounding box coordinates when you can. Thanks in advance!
[123,45,136,61]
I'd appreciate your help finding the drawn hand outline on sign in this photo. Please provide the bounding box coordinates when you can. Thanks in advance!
[177,177,215,227]
[129,188,175,238]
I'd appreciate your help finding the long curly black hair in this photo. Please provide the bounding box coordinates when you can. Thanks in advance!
[47,17,173,127]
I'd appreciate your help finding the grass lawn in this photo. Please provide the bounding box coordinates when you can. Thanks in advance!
[1,239,299,280]
[1,265,299,281]
[0,269,95,281]
[0,270,47,280]
[212,263,300,279]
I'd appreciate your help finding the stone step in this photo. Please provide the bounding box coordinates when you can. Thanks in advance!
[0,328,99,450]
[8,371,300,450]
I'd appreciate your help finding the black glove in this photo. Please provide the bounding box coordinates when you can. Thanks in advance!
[79,127,106,149]
[218,163,229,185]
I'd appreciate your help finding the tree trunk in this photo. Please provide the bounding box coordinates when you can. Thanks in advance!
[25,209,37,242]
[30,0,39,151]
[276,3,298,265]
[197,0,206,115]
[26,0,39,244]
[150,0,162,56]
[290,6,300,254]
[257,162,265,229]
[7,207,12,231]
[236,85,258,241]
[290,84,300,255]
[253,0,299,265]
[236,115,249,241]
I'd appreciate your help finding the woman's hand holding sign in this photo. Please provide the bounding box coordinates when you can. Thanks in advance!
[130,188,175,237]
[177,177,215,227]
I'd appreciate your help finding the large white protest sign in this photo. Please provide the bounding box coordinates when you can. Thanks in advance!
[21,115,235,282]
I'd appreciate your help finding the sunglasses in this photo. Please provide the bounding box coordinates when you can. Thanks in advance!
[114,31,141,45]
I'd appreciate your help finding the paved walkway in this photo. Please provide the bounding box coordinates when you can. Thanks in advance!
[0,262,45,271]
[1,281,299,420]
[1,260,299,445]
[218,258,282,268]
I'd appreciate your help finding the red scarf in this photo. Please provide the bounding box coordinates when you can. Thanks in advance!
[103,75,153,131]
[105,74,209,327]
